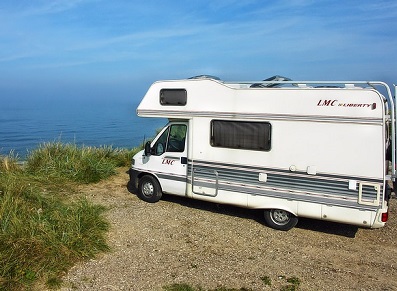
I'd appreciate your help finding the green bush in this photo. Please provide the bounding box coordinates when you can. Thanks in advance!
[0,144,127,289]
[0,176,109,290]
[25,142,139,183]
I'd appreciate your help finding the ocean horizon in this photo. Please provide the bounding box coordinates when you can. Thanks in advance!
[0,96,166,159]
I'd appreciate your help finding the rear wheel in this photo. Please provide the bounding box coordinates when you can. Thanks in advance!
[138,175,162,203]
[264,209,298,231]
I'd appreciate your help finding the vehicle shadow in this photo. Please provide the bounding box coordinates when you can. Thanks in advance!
[127,185,359,238]
[296,217,358,238]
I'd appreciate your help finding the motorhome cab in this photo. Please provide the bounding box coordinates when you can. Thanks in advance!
[129,76,396,231]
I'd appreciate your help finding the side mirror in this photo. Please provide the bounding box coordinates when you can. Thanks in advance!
[144,141,152,156]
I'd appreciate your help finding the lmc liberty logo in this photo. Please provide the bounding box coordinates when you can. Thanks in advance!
[317,99,376,110]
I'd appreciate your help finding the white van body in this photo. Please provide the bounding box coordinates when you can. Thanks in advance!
[129,77,396,230]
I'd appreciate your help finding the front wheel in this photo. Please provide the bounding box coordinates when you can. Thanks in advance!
[263,209,298,231]
[138,175,162,203]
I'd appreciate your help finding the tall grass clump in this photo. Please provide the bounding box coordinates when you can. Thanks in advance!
[26,142,139,183]
[0,185,109,289]
[0,151,21,174]
[0,148,113,290]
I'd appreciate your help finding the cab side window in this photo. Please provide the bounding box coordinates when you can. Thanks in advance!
[167,124,187,152]
[152,124,187,155]
[153,127,169,155]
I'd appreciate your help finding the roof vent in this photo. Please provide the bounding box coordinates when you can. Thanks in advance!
[250,75,292,88]
[188,75,221,80]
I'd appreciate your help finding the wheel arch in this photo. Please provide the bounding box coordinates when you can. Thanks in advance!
[260,203,298,217]
[129,169,162,193]
[137,171,162,189]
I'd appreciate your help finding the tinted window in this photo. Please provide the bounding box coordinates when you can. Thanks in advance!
[160,89,187,106]
[167,124,187,152]
[152,124,187,155]
[211,120,271,151]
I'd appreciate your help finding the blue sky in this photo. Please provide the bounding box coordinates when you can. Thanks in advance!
[0,0,396,102]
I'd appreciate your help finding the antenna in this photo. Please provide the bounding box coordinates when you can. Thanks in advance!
[141,135,146,149]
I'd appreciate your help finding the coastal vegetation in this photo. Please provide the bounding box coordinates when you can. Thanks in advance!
[0,142,140,290]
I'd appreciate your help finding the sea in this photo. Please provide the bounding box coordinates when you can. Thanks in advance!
[0,96,166,159]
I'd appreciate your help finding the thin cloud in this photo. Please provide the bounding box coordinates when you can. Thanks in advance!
[7,0,87,16]
[0,0,395,83]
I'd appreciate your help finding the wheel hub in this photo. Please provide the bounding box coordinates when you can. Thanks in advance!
[142,183,154,196]
[271,209,290,225]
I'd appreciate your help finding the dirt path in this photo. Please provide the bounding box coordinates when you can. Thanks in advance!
[60,168,397,290]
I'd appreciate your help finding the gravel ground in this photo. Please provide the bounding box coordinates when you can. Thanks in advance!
[59,168,397,291]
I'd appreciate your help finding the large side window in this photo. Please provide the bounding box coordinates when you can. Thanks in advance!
[210,120,271,151]
[153,124,187,155]
[160,89,187,106]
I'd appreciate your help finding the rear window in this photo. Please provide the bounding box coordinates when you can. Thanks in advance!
[160,89,187,106]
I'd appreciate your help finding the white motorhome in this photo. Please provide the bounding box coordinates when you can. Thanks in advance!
[129,76,396,230]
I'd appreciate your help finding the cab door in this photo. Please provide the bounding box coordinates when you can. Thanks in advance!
[148,122,188,196]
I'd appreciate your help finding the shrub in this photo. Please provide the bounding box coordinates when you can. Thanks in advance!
[25,142,140,183]
[0,148,110,289]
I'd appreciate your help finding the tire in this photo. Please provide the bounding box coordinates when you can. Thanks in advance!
[138,175,162,203]
[127,180,137,194]
[263,209,298,231]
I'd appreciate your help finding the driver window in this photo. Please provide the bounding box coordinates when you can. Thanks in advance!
[152,124,187,155]
[167,124,187,152]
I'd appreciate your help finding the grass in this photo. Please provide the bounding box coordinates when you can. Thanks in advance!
[163,283,197,291]
[260,275,272,286]
[0,142,140,290]
[162,284,252,291]
[282,276,301,291]
[26,141,139,183]
[162,275,302,291]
